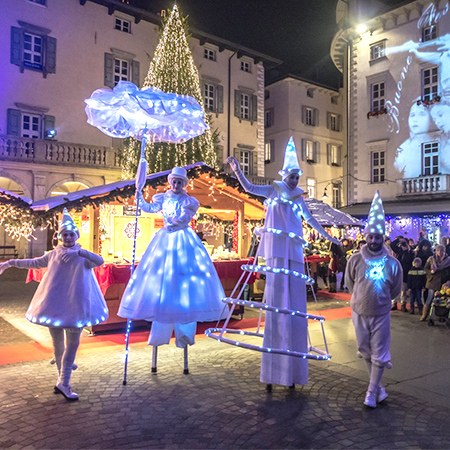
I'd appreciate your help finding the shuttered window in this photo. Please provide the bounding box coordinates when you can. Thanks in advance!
[234,91,257,123]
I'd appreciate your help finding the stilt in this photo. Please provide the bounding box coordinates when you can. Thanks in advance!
[183,346,189,374]
[266,384,273,392]
[151,346,158,373]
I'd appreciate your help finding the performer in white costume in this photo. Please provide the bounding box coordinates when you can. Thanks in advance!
[0,209,108,401]
[345,191,402,408]
[227,138,339,389]
[118,167,226,372]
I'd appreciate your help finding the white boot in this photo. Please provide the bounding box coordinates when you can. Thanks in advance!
[55,382,79,401]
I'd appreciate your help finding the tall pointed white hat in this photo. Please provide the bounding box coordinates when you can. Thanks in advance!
[364,190,385,235]
[278,137,303,180]
[59,208,80,239]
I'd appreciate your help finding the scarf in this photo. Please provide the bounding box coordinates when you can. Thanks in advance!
[430,253,450,272]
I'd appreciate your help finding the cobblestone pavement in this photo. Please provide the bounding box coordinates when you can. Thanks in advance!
[2,275,450,449]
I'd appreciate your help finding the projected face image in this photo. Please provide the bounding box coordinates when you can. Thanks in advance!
[408,103,431,135]
[431,104,450,134]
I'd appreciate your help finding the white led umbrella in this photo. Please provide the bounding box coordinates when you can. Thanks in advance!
[85,80,208,384]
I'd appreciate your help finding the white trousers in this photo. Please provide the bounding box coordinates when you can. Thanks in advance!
[352,311,391,367]
[148,321,196,348]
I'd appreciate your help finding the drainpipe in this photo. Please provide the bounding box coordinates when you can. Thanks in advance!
[227,52,237,159]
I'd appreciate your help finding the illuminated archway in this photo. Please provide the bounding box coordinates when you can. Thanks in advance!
[49,181,90,197]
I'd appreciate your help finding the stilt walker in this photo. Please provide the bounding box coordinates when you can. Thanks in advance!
[207,138,339,389]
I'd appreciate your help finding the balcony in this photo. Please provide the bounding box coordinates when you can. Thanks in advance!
[398,174,450,196]
[0,135,120,169]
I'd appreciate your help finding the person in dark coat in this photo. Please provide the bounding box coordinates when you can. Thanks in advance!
[415,239,433,267]
[339,238,353,290]
[391,237,415,311]
[407,257,426,315]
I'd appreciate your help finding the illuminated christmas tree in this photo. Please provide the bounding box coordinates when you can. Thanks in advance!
[121,5,217,178]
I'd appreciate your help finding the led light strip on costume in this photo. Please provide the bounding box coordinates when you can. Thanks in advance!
[264,197,303,214]
[205,328,330,361]
[25,312,108,328]
[241,264,315,285]
[222,298,325,321]
[255,226,307,245]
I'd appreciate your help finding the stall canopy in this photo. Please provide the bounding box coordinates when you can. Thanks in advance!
[305,198,364,227]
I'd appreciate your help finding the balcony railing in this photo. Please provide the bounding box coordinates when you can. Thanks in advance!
[398,174,450,195]
[0,135,120,169]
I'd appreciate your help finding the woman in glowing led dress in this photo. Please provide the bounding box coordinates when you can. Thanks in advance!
[0,209,108,401]
[118,167,226,353]
[227,138,339,388]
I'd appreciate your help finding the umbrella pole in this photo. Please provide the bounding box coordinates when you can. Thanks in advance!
[123,134,148,385]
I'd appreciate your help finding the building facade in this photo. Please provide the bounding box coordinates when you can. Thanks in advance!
[1,0,280,256]
[332,0,450,242]
[264,76,345,208]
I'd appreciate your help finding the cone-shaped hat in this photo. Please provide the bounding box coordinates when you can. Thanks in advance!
[278,137,303,179]
[59,208,80,239]
[364,190,385,235]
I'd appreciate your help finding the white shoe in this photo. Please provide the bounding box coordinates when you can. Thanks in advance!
[377,386,388,403]
[364,391,377,408]
[55,382,79,401]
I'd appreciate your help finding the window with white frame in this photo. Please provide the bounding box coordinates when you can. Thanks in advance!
[114,58,129,85]
[240,93,250,120]
[21,113,41,138]
[240,150,251,175]
[307,178,316,199]
[265,109,274,128]
[115,17,131,33]
[264,140,274,163]
[240,60,251,73]
[11,23,56,77]
[422,25,437,42]
[422,66,438,101]
[328,113,341,132]
[302,106,318,126]
[204,83,215,111]
[371,151,385,183]
[370,41,386,61]
[423,141,439,175]
[204,48,216,61]
[371,81,385,112]
[23,32,43,70]
[332,184,341,208]
[305,140,315,162]
[327,144,341,166]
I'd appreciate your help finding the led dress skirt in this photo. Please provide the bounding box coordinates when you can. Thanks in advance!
[9,244,108,329]
[118,191,226,324]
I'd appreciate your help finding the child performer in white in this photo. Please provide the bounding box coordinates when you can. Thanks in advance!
[118,167,226,372]
[227,137,340,390]
[0,209,108,401]
[345,191,402,408]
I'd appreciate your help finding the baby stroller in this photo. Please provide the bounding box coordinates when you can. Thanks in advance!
[428,296,450,327]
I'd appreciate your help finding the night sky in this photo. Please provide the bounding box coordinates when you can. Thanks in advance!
[134,0,409,89]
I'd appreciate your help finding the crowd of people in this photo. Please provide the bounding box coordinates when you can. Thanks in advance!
[322,232,450,322]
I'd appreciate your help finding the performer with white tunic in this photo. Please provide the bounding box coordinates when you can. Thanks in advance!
[0,209,108,401]
[227,138,340,389]
[118,167,226,372]
[345,191,402,408]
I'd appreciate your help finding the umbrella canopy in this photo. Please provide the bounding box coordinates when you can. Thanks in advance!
[85,81,208,143]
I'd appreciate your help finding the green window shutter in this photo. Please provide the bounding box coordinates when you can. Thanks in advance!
[7,109,21,136]
[301,106,306,124]
[104,53,114,87]
[314,141,320,163]
[301,139,306,161]
[338,145,342,166]
[217,85,224,114]
[11,27,23,69]
[233,148,240,160]
[44,36,57,75]
[43,115,55,134]
[314,108,319,127]
[327,144,331,165]
[131,60,140,86]
[251,95,257,122]
[234,90,241,118]
[252,151,258,176]
[327,112,331,130]
[338,114,342,132]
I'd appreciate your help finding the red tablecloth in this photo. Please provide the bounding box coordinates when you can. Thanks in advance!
[305,255,330,264]
[27,258,256,296]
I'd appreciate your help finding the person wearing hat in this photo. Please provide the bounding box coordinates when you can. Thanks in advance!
[118,166,226,373]
[345,191,403,408]
[0,209,108,401]
[227,137,340,390]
